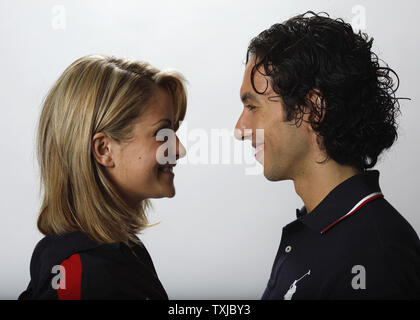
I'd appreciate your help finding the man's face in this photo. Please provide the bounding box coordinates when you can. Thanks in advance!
[235,60,312,181]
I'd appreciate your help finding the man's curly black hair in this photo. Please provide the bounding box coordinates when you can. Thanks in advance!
[246,11,402,171]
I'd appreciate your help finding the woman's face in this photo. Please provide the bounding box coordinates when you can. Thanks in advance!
[93,86,186,209]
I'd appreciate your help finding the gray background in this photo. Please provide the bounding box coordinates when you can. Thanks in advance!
[1,0,419,299]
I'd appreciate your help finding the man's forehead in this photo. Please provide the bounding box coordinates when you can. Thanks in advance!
[240,64,275,102]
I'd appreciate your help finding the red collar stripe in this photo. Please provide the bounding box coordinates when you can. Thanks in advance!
[320,192,384,234]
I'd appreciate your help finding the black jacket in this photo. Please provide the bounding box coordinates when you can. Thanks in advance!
[19,231,168,300]
[262,170,420,300]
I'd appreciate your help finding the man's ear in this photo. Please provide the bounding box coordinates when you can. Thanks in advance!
[304,89,328,154]
[306,88,326,126]
[91,132,115,167]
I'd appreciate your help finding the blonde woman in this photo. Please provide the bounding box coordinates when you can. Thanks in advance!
[19,55,187,300]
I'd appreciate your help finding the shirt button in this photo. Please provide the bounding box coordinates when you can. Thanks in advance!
[285,245,292,253]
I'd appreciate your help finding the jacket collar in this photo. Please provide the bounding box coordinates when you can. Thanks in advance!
[295,170,382,234]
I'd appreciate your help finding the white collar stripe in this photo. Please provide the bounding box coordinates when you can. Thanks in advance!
[320,192,384,234]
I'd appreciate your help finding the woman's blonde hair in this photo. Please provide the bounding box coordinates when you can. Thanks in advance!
[36,54,187,246]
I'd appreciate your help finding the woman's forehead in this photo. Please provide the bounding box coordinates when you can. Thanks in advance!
[136,88,175,124]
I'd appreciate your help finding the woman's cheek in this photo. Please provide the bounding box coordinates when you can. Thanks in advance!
[155,142,169,166]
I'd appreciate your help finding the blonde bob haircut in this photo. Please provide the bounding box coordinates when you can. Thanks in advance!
[36,54,187,246]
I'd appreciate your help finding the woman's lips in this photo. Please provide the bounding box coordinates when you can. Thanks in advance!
[160,166,173,173]
[158,164,175,177]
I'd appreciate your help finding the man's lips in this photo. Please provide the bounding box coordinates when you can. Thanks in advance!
[254,143,265,156]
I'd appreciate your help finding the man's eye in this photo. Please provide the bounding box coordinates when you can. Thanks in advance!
[246,105,257,111]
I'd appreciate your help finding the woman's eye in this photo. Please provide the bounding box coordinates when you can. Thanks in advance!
[155,126,172,136]
[155,127,166,136]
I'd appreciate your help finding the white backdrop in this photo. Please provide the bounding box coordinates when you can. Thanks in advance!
[1,0,419,299]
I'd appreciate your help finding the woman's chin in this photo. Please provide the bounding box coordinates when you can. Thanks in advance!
[165,186,176,198]
[154,185,176,198]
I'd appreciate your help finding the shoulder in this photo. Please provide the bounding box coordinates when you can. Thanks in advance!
[53,253,83,300]
[53,243,134,300]
[55,242,167,300]
[333,197,420,253]
[353,197,420,264]
[24,232,161,300]
[323,198,420,298]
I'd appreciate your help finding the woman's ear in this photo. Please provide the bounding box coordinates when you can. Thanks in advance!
[92,132,115,167]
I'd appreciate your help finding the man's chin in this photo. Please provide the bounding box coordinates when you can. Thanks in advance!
[264,173,281,181]
[263,167,288,182]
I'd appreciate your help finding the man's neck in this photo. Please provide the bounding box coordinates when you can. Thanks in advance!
[293,161,361,214]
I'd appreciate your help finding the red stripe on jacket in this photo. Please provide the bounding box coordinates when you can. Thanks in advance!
[57,253,82,300]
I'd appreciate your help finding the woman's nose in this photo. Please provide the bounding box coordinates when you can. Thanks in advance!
[176,136,186,160]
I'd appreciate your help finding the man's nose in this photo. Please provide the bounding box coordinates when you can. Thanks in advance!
[234,113,253,141]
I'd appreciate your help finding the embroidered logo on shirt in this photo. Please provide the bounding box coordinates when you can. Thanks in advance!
[284,270,311,300]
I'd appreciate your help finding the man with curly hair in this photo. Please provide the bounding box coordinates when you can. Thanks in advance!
[234,11,420,299]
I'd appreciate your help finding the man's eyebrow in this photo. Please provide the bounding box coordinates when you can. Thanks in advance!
[240,92,259,104]
[152,118,172,126]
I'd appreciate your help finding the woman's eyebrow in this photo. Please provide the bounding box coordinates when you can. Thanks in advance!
[152,118,172,126]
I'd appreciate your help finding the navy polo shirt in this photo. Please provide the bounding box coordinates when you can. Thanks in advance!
[262,170,420,300]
